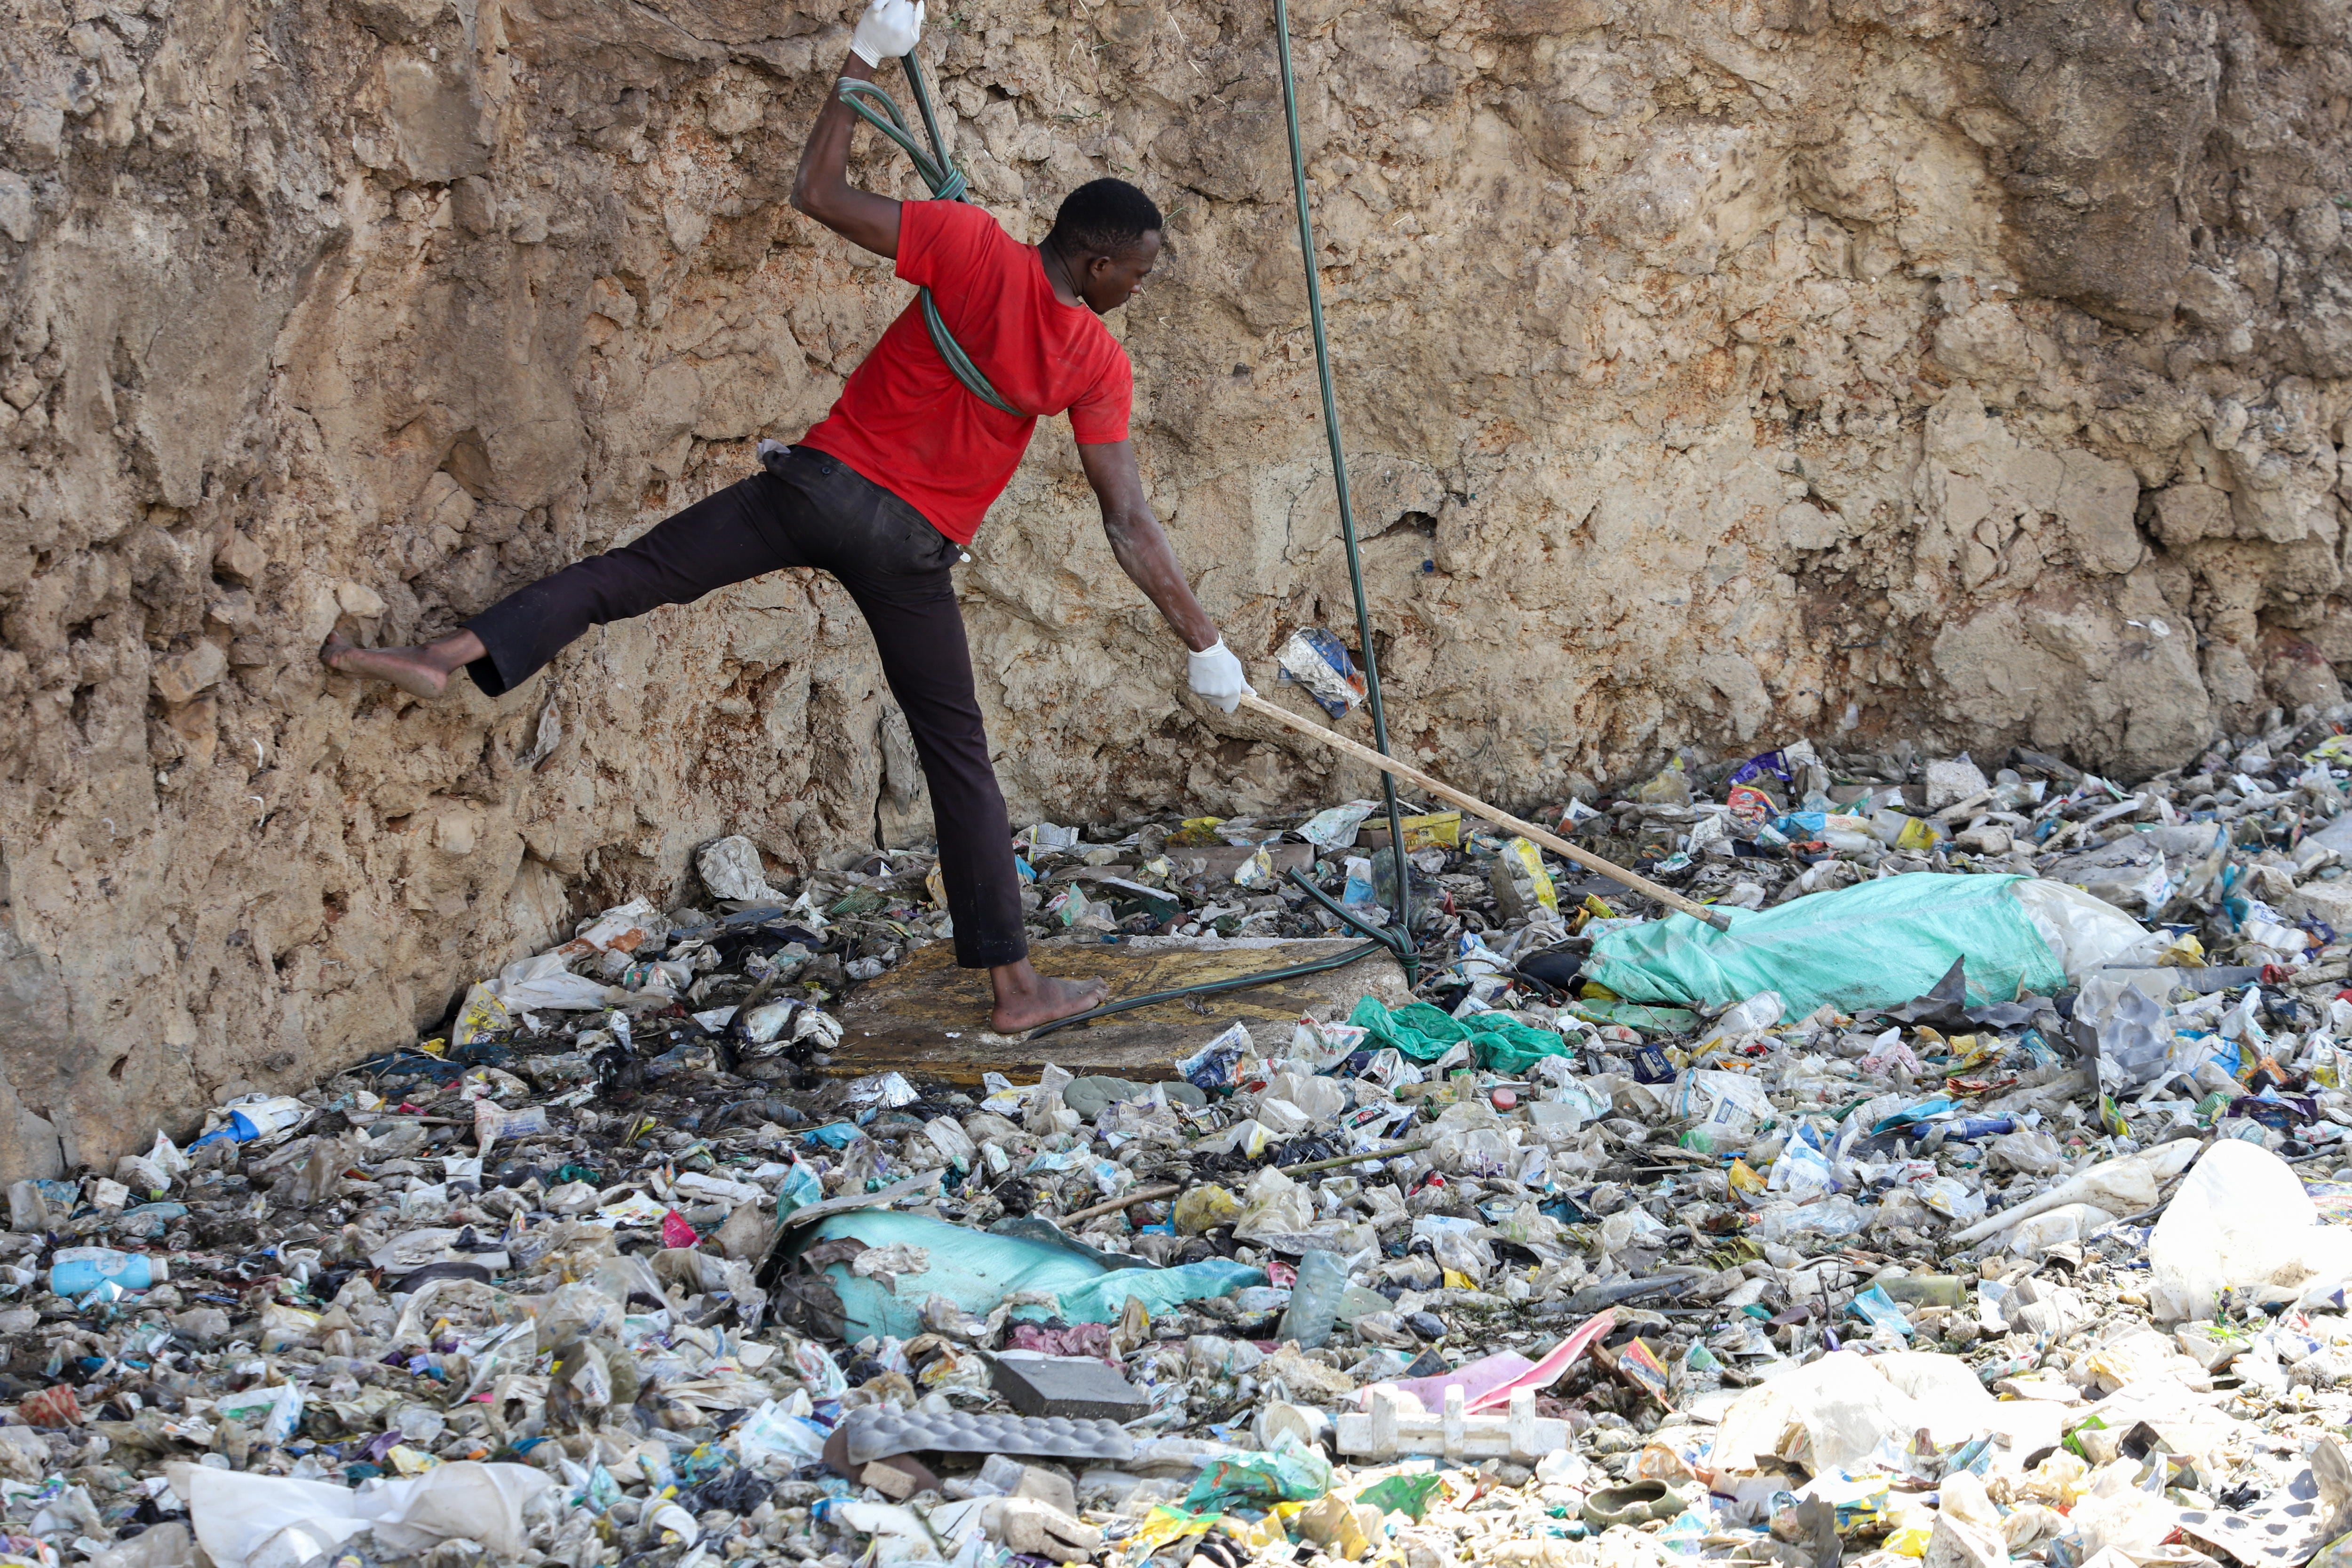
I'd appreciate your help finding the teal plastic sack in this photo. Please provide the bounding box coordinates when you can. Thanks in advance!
[1057,1258,1263,1323]
[1347,997,1573,1075]
[798,1210,1262,1341]
[1584,872,2069,1018]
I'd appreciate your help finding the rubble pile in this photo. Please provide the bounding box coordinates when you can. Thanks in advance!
[15,709,2352,1568]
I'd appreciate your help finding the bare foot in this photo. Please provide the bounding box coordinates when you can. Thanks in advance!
[988,960,1110,1033]
[319,630,485,698]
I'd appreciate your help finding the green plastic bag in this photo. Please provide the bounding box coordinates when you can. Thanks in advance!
[1353,1473,1444,1521]
[1584,872,2070,1018]
[1347,997,1573,1075]
[1184,1440,1333,1511]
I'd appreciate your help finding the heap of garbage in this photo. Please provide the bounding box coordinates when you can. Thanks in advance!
[16,707,2352,1568]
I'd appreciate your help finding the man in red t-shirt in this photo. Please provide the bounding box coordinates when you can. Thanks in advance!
[323,0,1251,1032]
[327,0,1251,1029]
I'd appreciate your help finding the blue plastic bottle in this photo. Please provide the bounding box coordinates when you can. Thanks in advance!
[48,1248,168,1296]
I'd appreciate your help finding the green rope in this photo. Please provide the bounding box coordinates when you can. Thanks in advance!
[1271,0,1416,980]
[837,59,1026,419]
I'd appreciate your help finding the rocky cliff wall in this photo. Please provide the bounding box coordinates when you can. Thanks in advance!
[2,0,2348,1175]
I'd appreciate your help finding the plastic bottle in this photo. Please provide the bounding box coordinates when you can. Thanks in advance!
[1276,1249,1348,1350]
[48,1247,168,1296]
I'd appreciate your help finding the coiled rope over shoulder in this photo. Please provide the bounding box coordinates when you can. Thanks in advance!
[836,57,1026,419]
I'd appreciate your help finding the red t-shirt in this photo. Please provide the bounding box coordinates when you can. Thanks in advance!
[798,201,1134,544]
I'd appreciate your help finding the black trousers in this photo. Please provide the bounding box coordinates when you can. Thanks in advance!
[464,445,1027,969]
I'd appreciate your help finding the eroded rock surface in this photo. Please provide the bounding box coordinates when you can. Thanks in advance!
[1,0,2347,1170]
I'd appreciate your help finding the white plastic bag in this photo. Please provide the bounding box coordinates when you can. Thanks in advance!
[489,952,622,1012]
[697,835,783,902]
[2149,1139,2352,1321]
[1232,1168,1314,1241]
[2012,880,2153,980]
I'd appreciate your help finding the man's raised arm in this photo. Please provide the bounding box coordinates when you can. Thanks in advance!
[1078,438,1252,713]
[788,0,924,257]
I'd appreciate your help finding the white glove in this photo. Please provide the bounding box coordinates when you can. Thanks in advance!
[1187,639,1253,714]
[849,0,923,65]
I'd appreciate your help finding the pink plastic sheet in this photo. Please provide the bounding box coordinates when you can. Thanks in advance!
[1372,1307,1617,1413]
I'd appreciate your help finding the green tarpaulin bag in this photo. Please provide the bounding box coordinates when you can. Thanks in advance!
[1584,872,2074,1018]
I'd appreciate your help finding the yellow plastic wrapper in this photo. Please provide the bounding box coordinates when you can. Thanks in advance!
[1173,1186,1242,1235]
[449,984,511,1048]
[1256,1503,1309,1538]
[1401,811,1462,850]
[1728,1158,1765,1194]
[1128,1506,1220,1553]
[1296,1495,1382,1560]
[1632,758,1691,806]
[1883,1523,1933,1557]
[1232,847,1277,889]
[2154,932,2207,967]
[1893,814,1943,852]
[1167,817,1227,847]
[2020,1450,2090,1507]
[1367,811,1463,851]
[1494,836,1559,916]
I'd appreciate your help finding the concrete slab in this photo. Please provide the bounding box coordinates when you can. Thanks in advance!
[827,937,1409,1084]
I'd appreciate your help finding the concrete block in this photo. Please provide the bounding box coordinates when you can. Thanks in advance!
[989,1353,1152,1422]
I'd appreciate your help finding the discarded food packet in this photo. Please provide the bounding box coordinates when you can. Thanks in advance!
[844,1071,919,1108]
[1366,811,1462,852]
[191,1094,311,1147]
[1727,748,1794,824]
[1181,1022,1252,1093]
[1276,628,1367,720]
[1296,801,1378,851]
[475,1102,548,1152]
[1292,1016,1371,1072]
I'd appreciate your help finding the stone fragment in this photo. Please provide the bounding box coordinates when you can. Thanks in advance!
[1923,756,1989,811]
[153,642,228,705]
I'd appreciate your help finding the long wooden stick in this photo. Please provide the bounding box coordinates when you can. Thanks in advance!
[1051,1140,1439,1227]
[1238,692,1734,931]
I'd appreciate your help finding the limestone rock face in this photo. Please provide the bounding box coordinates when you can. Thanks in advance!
[0,0,2347,1170]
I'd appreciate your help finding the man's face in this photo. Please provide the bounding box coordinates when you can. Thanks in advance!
[1080,230,1163,315]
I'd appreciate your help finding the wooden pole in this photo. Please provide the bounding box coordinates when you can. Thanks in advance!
[1237,692,1734,931]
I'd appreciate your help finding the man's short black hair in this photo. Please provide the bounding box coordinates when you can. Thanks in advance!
[1047,178,1163,259]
